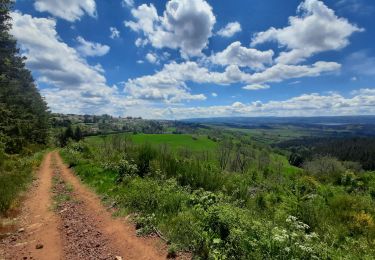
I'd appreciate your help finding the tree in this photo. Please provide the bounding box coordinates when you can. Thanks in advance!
[0,0,49,153]
[74,126,83,141]
[65,125,74,139]
[218,139,232,170]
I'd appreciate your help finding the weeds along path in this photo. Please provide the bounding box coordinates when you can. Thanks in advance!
[1,152,168,260]
[53,152,167,260]
[1,152,63,260]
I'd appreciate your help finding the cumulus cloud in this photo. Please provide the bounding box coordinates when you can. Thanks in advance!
[34,0,97,22]
[351,88,375,95]
[150,89,375,119]
[135,38,148,47]
[251,0,363,64]
[10,12,133,115]
[139,60,338,86]
[123,60,340,104]
[124,62,208,103]
[145,52,159,64]
[110,27,120,39]
[243,84,270,90]
[125,0,216,57]
[247,61,340,84]
[210,41,274,70]
[76,36,110,57]
[217,22,242,37]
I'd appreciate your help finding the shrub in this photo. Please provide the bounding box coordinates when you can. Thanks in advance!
[303,156,346,183]
[136,144,156,177]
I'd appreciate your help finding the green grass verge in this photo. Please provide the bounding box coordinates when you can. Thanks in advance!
[0,150,46,215]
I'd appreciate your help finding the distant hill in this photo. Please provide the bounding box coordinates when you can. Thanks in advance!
[183,115,375,126]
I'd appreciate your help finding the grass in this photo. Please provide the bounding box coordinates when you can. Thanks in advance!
[87,133,218,153]
[0,150,45,215]
[131,134,217,152]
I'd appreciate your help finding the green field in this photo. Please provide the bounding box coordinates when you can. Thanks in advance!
[87,133,218,152]
[86,133,300,174]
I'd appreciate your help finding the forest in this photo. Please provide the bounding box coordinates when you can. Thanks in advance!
[278,137,375,170]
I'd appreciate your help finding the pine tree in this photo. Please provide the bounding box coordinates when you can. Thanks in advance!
[65,125,74,141]
[0,0,50,153]
[74,126,83,141]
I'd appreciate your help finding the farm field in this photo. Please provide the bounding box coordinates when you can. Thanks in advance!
[87,133,217,151]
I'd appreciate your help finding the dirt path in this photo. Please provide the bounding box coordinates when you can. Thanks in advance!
[53,152,167,260]
[1,153,63,260]
[1,152,169,260]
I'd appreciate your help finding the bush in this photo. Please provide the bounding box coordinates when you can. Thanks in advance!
[303,156,346,183]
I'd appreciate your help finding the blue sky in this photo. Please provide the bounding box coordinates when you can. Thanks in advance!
[10,0,375,118]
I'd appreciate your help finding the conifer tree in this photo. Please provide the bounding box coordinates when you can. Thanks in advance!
[0,0,49,153]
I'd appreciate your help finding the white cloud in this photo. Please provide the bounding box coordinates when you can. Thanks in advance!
[336,0,374,15]
[122,0,134,8]
[125,62,208,103]
[110,27,120,39]
[10,12,134,115]
[150,89,375,119]
[34,0,97,22]
[251,0,363,64]
[76,36,110,57]
[217,22,242,37]
[212,92,218,97]
[210,41,274,70]
[125,4,158,34]
[351,88,375,95]
[145,52,158,64]
[135,37,148,47]
[243,84,270,90]
[289,81,301,85]
[125,0,216,57]
[123,60,340,104]
[247,61,341,84]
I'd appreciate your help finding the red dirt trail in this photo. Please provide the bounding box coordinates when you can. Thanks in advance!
[0,152,171,260]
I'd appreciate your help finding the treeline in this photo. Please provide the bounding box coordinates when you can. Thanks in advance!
[278,137,375,170]
[0,0,49,215]
[56,125,83,147]
[0,0,49,154]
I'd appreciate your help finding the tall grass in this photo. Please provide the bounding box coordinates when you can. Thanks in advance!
[0,149,45,215]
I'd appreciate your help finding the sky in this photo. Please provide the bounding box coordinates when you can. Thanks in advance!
[10,0,375,119]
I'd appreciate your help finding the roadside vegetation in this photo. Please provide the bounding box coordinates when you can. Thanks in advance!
[61,134,375,259]
[0,149,45,214]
